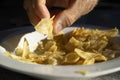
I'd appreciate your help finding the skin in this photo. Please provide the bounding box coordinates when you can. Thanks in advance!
[24,0,99,34]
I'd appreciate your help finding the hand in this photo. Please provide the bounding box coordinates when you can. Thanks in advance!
[24,0,98,33]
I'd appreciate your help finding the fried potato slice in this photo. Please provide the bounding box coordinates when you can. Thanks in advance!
[4,27,119,65]
[74,48,107,61]
[63,52,80,64]
[22,38,30,58]
[35,17,54,39]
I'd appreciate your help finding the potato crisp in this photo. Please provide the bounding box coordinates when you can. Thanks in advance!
[5,18,119,65]
[5,27,119,65]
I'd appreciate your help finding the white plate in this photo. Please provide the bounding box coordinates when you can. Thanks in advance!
[0,26,120,80]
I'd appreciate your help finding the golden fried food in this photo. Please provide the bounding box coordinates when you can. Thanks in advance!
[5,17,119,65]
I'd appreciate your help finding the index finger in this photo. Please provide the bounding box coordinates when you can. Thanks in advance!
[33,0,50,18]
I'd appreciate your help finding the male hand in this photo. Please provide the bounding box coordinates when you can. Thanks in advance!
[24,0,98,33]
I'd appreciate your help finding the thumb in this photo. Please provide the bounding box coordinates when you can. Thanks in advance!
[53,10,80,34]
[53,0,98,34]
[53,10,79,34]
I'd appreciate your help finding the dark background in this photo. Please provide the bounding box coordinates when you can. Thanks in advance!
[0,0,120,80]
[0,0,120,30]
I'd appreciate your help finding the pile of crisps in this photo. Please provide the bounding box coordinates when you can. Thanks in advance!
[5,18,119,65]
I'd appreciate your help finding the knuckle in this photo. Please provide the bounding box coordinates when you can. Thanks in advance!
[62,11,77,27]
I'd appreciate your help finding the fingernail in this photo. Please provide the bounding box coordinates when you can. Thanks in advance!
[56,23,62,33]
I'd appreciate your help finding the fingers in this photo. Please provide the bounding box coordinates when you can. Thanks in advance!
[33,0,50,18]
[53,0,98,33]
[24,0,50,26]
[24,0,98,33]
[24,0,40,26]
